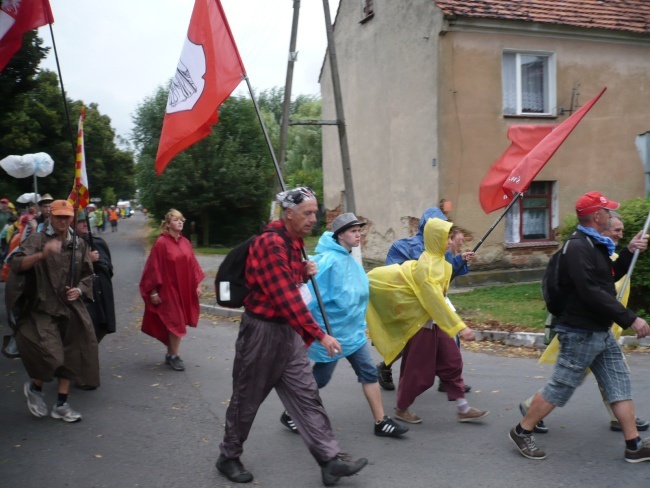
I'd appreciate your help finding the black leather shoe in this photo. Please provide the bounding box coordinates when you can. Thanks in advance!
[321,454,368,486]
[216,454,253,483]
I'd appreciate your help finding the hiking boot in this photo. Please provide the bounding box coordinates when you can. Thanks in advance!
[51,403,82,423]
[611,418,650,432]
[376,362,394,391]
[24,381,47,418]
[458,407,490,423]
[509,427,547,460]
[321,454,368,486]
[625,438,650,463]
[374,416,409,437]
[280,411,299,434]
[216,454,254,483]
[519,402,549,434]
[438,382,472,393]
[394,408,422,424]
[168,355,185,371]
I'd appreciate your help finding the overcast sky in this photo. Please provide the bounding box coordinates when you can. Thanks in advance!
[37,0,341,142]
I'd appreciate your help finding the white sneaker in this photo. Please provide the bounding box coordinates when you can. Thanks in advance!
[24,381,47,418]
[51,402,82,422]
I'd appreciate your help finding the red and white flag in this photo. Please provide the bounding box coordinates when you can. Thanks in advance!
[0,0,53,72]
[67,107,90,210]
[155,0,246,175]
[503,87,607,195]
[479,125,553,213]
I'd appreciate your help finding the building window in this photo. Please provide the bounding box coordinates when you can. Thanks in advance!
[505,181,558,244]
[360,0,374,22]
[502,51,556,116]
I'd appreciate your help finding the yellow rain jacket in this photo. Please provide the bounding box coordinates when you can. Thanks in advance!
[539,252,629,365]
[366,218,466,364]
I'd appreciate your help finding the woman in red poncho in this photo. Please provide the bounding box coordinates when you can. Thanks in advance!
[140,209,205,371]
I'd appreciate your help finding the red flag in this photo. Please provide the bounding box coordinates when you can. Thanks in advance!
[155,0,245,175]
[0,0,54,72]
[479,125,553,213]
[503,87,607,195]
[67,108,90,210]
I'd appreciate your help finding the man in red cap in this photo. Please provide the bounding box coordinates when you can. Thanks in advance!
[510,191,650,463]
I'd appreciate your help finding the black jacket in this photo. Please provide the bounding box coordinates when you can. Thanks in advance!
[558,230,636,332]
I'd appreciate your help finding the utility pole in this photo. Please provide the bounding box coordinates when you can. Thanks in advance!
[278,0,301,192]
[278,0,356,213]
[322,0,355,213]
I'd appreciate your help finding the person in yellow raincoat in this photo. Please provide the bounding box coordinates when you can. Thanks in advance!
[367,217,489,424]
[519,212,649,434]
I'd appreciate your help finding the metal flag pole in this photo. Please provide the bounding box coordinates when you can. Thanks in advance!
[450,193,523,282]
[617,207,650,302]
[244,75,334,336]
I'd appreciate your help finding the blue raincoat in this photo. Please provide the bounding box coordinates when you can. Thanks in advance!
[386,206,468,277]
[307,232,369,363]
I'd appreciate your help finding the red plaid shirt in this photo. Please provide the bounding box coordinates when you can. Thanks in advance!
[244,220,324,346]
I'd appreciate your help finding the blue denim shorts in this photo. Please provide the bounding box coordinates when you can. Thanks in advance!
[312,341,378,388]
[541,329,631,407]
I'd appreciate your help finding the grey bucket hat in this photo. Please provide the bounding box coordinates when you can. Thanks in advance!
[331,212,366,236]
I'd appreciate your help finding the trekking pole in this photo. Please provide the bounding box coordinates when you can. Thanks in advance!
[617,207,650,302]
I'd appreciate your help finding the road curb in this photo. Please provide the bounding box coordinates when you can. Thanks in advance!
[200,303,650,349]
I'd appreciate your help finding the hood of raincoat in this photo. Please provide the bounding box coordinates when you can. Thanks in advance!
[308,231,369,362]
[385,207,448,264]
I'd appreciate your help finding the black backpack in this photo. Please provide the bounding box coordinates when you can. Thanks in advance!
[541,232,593,316]
[215,228,292,308]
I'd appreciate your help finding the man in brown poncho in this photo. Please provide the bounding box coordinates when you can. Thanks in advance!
[6,199,98,422]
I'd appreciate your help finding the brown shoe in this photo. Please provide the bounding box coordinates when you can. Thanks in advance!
[394,408,422,424]
[458,407,489,422]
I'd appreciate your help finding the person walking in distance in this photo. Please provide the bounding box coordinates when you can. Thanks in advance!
[217,188,367,486]
[139,209,204,371]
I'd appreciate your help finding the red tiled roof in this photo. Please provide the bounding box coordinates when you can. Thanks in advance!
[433,0,650,34]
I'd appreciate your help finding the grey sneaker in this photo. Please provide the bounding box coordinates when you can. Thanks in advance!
[321,454,368,487]
[168,355,185,371]
[51,402,82,422]
[24,381,47,418]
[611,418,650,432]
[509,427,547,460]
[625,438,650,463]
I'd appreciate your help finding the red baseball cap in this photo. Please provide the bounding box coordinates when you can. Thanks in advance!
[575,191,619,216]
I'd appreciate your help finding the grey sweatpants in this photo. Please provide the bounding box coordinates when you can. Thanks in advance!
[219,313,340,464]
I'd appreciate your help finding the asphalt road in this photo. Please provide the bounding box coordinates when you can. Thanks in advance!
[1,213,649,487]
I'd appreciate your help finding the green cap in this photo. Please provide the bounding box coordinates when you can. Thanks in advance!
[78,210,87,221]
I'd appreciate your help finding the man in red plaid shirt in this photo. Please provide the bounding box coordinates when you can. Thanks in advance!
[217,187,367,486]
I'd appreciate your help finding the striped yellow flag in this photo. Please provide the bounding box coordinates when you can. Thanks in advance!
[67,107,90,209]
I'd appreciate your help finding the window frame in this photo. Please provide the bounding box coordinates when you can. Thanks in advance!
[360,0,374,23]
[502,50,557,117]
[505,181,558,246]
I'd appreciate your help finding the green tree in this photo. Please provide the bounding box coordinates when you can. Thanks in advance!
[0,32,134,206]
[134,87,275,246]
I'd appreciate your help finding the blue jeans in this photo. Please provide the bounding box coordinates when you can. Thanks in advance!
[541,329,631,407]
[312,342,378,388]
